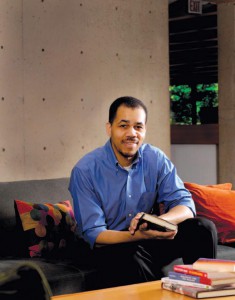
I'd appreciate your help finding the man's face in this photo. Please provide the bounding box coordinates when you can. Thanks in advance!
[106,105,147,167]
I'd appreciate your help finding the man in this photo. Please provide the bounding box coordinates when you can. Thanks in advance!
[69,96,217,288]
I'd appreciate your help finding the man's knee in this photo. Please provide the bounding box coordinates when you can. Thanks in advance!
[194,217,217,232]
[179,217,218,242]
[178,217,217,260]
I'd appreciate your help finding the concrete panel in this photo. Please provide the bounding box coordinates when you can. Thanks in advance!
[218,3,235,186]
[0,0,169,181]
[171,145,217,185]
[0,0,24,181]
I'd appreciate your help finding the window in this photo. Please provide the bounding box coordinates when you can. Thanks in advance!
[170,83,218,125]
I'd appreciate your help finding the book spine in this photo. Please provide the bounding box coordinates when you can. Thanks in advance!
[161,282,198,298]
[168,271,211,285]
[161,277,212,289]
[174,265,208,278]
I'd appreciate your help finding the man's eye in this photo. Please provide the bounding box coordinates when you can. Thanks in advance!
[120,125,127,128]
[136,126,143,130]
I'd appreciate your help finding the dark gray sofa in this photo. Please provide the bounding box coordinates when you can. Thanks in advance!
[0,178,98,296]
[1,178,235,295]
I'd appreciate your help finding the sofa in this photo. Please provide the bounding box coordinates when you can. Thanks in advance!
[1,178,235,296]
[0,178,98,296]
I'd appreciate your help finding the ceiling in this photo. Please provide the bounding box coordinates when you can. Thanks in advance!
[169,0,218,85]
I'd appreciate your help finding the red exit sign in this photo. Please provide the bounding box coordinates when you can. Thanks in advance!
[188,0,202,14]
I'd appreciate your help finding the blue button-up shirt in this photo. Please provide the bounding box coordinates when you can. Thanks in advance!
[69,140,195,248]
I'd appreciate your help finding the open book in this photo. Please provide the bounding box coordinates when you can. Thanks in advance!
[139,213,177,232]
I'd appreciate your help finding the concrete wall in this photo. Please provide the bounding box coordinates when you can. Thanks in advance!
[0,0,170,182]
[171,145,217,185]
[218,2,235,187]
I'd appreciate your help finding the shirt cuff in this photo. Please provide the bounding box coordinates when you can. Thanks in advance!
[83,226,107,249]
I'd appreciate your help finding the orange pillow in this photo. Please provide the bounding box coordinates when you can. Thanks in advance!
[184,182,235,244]
[205,183,232,190]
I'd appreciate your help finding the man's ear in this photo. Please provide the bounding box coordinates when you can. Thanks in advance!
[106,122,111,137]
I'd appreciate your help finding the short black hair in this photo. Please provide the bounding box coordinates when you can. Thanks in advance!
[108,96,148,124]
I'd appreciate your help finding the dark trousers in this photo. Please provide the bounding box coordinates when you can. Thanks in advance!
[92,217,217,289]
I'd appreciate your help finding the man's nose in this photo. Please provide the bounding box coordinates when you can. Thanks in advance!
[126,126,137,136]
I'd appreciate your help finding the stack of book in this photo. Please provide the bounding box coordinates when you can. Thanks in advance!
[161,258,235,298]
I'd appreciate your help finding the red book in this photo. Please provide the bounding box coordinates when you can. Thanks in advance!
[174,264,209,278]
[169,269,235,286]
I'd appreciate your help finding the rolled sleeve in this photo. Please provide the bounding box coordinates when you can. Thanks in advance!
[83,226,107,248]
[69,166,107,248]
[157,155,196,216]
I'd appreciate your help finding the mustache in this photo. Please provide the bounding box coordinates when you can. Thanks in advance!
[123,137,138,142]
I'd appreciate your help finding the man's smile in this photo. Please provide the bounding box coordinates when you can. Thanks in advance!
[122,140,138,147]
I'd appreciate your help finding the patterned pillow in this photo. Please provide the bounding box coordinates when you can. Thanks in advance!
[15,200,77,258]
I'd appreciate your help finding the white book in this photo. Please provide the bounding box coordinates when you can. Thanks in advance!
[161,277,213,289]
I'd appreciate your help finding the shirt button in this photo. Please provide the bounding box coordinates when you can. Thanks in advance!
[129,195,131,198]
[128,213,132,217]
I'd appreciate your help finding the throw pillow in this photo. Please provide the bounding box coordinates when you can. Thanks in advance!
[184,182,235,244]
[15,200,77,258]
[206,183,232,190]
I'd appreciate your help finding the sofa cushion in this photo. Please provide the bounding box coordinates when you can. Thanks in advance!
[184,182,235,244]
[0,261,52,299]
[0,258,98,296]
[15,200,77,258]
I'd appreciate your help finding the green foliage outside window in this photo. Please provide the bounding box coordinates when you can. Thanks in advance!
[170,83,218,125]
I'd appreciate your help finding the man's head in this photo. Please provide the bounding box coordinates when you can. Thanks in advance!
[108,96,148,124]
[106,96,148,167]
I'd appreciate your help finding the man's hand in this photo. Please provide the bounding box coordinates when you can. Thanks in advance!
[128,212,177,240]
[128,212,145,235]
